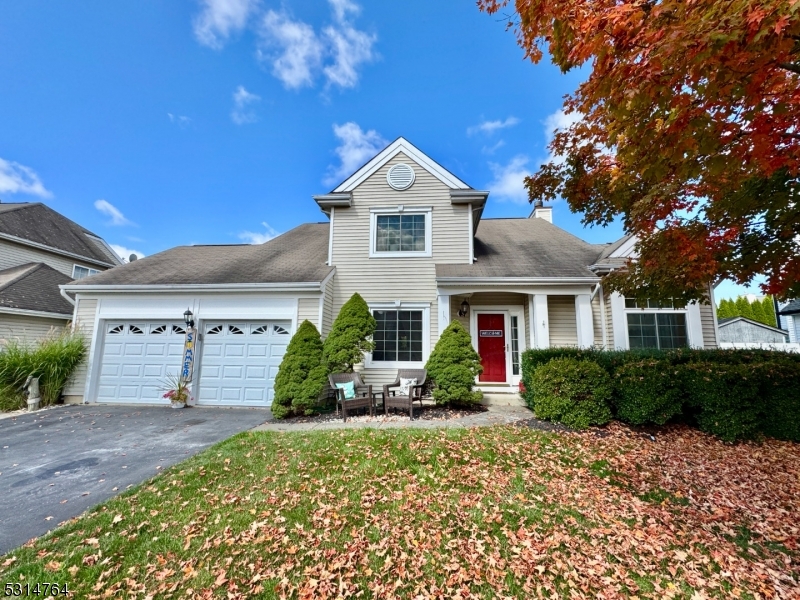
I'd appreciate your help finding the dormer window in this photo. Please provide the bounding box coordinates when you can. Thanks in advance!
[369,206,432,258]
[73,265,100,279]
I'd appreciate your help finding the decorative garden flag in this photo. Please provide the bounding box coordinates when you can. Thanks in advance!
[181,327,196,382]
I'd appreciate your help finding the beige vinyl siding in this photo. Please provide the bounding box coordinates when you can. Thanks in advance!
[331,153,471,386]
[0,239,77,277]
[604,290,614,349]
[297,298,320,329]
[699,301,718,348]
[548,295,579,347]
[591,292,603,348]
[0,313,67,345]
[63,298,97,402]
[322,276,335,338]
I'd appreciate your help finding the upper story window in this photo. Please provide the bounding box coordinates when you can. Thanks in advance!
[625,297,687,349]
[73,265,100,280]
[369,207,432,258]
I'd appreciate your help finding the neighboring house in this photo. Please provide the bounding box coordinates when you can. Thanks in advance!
[717,317,788,344]
[60,138,719,407]
[0,202,122,344]
[778,299,800,343]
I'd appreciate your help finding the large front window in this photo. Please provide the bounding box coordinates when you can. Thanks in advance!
[627,312,688,349]
[372,310,423,362]
[375,214,426,253]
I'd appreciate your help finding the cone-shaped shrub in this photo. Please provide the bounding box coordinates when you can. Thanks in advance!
[750,299,767,325]
[425,320,483,406]
[323,293,376,373]
[762,297,778,328]
[272,320,328,419]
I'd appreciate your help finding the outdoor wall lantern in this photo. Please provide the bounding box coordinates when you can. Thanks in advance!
[457,299,470,317]
[183,309,195,329]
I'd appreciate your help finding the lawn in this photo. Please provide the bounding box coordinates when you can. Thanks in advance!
[2,424,798,599]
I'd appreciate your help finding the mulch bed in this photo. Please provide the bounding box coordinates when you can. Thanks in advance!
[275,402,487,424]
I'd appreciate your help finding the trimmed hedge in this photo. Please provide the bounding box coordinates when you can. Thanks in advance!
[529,358,613,430]
[613,360,685,426]
[273,320,328,419]
[521,347,800,441]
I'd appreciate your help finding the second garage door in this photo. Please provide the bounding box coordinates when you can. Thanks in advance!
[197,321,291,406]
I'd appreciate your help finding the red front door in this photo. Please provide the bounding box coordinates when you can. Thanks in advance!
[477,313,506,382]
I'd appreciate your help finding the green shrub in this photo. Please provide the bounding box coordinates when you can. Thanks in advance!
[323,293,376,373]
[0,331,86,411]
[613,360,685,425]
[760,361,800,442]
[683,362,762,442]
[530,358,613,430]
[425,320,483,406]
[273,320,328,419]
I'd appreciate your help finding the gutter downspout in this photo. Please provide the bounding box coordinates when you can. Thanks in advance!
[60,287,76,306]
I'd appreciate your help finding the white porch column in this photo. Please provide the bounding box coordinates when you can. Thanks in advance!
[609,292,628,350]
[437,294,450,337]
[686,302,704,348]
[533,294,550,349]
[575,294,594,348]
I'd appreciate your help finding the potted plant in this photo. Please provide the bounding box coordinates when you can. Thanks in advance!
[161,374,191,409]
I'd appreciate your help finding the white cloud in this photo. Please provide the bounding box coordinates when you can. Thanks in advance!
[94,199,133,226]
[257,10,324,89]
[487,155,532,204]
[481,140,505,155]
[543,108,582,165]
[324,122,387,186]
[468,116,520,136]
[167,113,191,128]
[110,244,145,263]
[193,0,257,49]
[322,0,377,89]
[239,221,280,244]
[0,158,52,198]
[256,0,375,90]
[230,86,261,124]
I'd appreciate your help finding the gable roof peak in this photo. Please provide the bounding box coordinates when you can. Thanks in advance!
[331,136,472,193]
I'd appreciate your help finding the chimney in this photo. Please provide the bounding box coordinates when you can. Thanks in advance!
[529,198,552,223]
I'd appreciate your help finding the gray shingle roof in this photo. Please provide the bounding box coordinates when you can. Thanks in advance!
[0,202,119,266]
[779,299,800,315]
[72,223,333,286]
[0,263,74,315]
[436,218,606,279]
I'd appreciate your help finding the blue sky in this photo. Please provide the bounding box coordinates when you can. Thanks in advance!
[0,0,752,300]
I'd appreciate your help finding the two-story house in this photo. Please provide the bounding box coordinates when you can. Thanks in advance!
[61,138,719,407]
[0,202,122,344]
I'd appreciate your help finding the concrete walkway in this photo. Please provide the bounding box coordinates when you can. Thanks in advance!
[252,404,534,432]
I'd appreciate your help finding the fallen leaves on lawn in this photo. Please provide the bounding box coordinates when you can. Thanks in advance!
[2,424,798,599]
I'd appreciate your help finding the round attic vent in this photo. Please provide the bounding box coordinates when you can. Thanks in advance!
[387,163,415,190]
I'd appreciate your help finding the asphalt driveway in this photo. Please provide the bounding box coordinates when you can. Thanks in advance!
[0,405,269,554]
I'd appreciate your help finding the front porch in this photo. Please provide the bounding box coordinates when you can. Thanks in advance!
[437,286,607,393]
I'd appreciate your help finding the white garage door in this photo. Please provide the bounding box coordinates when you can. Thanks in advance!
[198,321,291,406]
[97,322,187,403]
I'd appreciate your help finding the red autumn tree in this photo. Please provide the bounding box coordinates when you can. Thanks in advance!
[478,0,800,301]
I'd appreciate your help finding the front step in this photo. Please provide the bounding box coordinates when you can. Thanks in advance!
[480,392,526,407]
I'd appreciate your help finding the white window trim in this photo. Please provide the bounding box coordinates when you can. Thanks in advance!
[365,301,430,368]
[621,301,703,349]
[369,206,433,259]
[73,264,100,279]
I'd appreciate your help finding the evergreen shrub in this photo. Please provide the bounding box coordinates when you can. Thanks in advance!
[530,358,613,430]
[323,293,376,373]
[425,320,483,405]
[682,362,762,442]
[613,360,686,425]
[273,320,328,419]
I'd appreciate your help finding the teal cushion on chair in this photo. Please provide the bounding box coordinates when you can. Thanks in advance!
[335,381,356,400]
